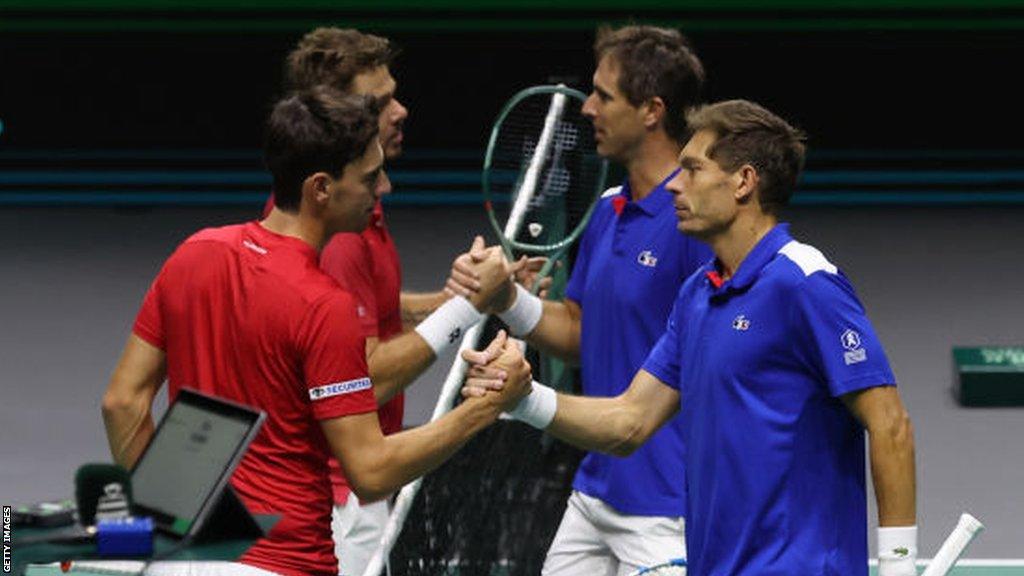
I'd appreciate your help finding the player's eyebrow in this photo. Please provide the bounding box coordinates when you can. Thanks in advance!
[678,155,701,169]
[375,91,394,108]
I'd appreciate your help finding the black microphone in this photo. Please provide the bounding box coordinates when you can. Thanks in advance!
[75,463,132,526]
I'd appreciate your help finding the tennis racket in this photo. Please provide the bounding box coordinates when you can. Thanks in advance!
[482,84,608,282]
[361,85,607,576]
[920,513,984,576]
[628,558,687,576]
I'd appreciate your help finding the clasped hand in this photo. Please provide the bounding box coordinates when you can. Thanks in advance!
[460,330,533,407]
[445,236,553,313]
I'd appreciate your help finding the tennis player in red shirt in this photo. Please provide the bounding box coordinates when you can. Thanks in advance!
[278,29,538,574]
[102,89,530,576]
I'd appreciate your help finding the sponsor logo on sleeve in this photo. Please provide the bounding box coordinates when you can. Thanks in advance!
[841,329,867,365]
[309,378,372,401]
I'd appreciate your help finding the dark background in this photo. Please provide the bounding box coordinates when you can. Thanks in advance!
[2,0,1023,562]
[2,28,1022,152]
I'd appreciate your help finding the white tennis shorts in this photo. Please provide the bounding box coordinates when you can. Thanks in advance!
[542,490,686,576]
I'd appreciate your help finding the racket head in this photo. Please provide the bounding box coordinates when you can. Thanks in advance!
[482,84,609,257]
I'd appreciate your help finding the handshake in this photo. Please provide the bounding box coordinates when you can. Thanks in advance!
[443,235,552,315]
[461,330,559,431]
[438,235,560,426]
[460,330,534,412]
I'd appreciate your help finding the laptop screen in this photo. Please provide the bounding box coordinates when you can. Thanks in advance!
[130,389,265,537]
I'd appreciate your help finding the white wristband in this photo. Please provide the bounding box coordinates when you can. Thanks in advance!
[877,525,918,576]
[507,381,557,429]
[497,284,543,337]
[413,295,483,355]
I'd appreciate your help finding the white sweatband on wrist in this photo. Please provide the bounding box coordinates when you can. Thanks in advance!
[507,381,557,429]
[878,525,918,572]
[497,284,543,336]
[413,295,483,355]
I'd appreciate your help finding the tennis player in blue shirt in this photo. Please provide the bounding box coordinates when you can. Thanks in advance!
[464,99,917,576]
[450,25,709,576]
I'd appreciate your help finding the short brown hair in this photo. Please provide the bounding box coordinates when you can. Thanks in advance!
[285,27,396,93]
[594,25,705,142]
[264,87,381,211]
[686,99,807,214]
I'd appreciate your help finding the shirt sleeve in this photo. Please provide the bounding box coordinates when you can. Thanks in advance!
[642,295,684,392]
[793,271,896,397]
[299,291,378,421]
[320,233,379,338]
[132,266,167,350]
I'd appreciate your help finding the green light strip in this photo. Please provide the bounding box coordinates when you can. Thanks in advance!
[3,0,1022,11]
[3,16,1024,32]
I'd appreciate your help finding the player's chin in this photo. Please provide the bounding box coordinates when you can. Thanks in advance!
[595,140,617,160]
[344,211,373,232]
[676,216,703,236]
[385,136,404,159]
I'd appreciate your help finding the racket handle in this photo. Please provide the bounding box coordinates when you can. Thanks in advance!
[920,513,984,576]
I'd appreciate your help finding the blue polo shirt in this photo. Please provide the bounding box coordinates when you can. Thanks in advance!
[564,171,711,516]
[643,224,896,576]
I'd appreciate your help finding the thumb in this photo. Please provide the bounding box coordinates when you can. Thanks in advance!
[463,329,507,365]
[509,255,529,275]
[470,235,485,253]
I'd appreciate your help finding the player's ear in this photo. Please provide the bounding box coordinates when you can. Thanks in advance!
[304,172,333,206]
[642,97,666,130]
[734,164,759,205]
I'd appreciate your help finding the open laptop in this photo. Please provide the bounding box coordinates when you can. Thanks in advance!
[129,388,266,540]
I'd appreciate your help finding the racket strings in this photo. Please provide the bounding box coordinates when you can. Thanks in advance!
[489,91,604,251]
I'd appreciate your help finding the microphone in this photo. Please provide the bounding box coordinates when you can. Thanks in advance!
[75,463,132,526]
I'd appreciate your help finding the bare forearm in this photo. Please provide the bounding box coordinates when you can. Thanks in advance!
[357,398,500,499]
[101,389,156,469]
[369,331,438,404]
[523,300,581,363]
[102,335,165,469]
[547,394,644,455]
[545,370,679,456]
[400,291,449,330]
[869,412,917,526]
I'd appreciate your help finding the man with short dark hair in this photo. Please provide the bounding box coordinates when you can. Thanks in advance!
[278,28,527,575]
[102,90,531,576]
[467,99,918,576]
[451,24,710,576]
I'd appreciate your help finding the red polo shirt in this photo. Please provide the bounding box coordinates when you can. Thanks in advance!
[133,222,377,576]
[320,200,405,503]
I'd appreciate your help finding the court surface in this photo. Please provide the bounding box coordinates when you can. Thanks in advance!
[868,560,1024,575]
